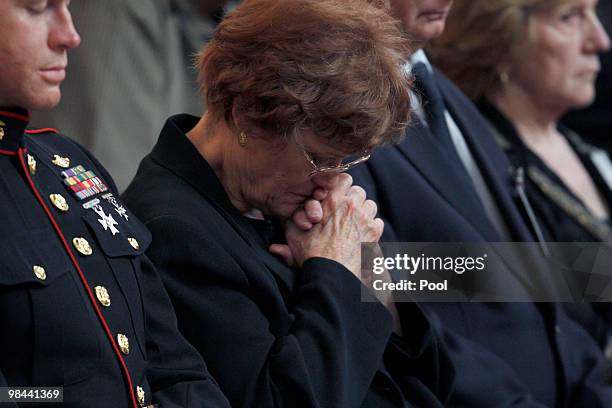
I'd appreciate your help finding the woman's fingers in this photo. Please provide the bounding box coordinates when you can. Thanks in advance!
[347,186,367,206]
[304,199,323,223]
[269,244,296,267]
[363,199,378,220]
[292,209,313,230]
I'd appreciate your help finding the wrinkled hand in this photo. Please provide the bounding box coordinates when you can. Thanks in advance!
[271,174,400,332]
[269,188,327,266]
[284,174,384,280]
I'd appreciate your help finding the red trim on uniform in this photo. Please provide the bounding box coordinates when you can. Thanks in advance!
[26,128,59,134]
[0,149,17,156]
[17,147,139,408]
[0,110,29,122]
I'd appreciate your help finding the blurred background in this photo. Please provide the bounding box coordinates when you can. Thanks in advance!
[31,0,237,191]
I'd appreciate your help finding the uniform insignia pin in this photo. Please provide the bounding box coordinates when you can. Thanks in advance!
[51,154,70,168]
[93,205,119,236]
[82,198,101,209]
[27,154,37,175]
[102,193,129,221]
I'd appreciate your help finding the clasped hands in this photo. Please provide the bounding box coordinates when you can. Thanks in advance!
[269,173,383,280]
[269,173,401,333]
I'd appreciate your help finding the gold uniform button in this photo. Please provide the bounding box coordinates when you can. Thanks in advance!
[127,237,140,251]
[33,265,46,280]
[0,120,5,140]
[51,154,70,168]
[72,237,93,256]
[49,193,69,212]
[136,386,145,406]
[94,286,111,307]
[27,154,37,175]
[117,333,130,355]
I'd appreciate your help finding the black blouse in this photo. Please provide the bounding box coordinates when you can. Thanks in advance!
[478,100,612,244]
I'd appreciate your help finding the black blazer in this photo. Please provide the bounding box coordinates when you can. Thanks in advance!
[0,108,229,407]
[350,68,612,407]
[122,114,455,408]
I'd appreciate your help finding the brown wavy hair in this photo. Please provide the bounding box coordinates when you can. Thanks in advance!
[197,0,412,152]
[429,0,570,100]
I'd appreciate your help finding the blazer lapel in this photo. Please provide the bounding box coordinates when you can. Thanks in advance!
[395,114,501,241]
[436,72,532,242]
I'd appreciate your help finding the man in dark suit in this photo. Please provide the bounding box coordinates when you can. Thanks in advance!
[351,0,612,406]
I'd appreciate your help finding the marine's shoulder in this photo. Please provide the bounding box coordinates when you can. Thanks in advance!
[25,126,80,149]
[24,126,120,193]
[24,126,95,161]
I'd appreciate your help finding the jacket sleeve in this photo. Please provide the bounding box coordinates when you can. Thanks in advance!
[554,309,612,407]
[138,255,231,407]
[437,329,549,407]
[144,214,395,408]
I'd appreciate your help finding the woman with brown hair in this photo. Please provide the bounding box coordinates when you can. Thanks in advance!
[123,0,454,406]
[431,0,611,244]
[430,0,612,374]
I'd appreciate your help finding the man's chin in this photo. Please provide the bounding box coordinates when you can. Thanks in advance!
[28,90,61,111]
[415,21,447,44]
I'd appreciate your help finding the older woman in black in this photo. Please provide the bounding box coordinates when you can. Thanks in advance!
[123,0,454,406]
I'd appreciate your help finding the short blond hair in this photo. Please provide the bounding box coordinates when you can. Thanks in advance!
[429,0,571,100]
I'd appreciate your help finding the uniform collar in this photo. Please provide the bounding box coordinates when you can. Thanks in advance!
[0,107,30,153]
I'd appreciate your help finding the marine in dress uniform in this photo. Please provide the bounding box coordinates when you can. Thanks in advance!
[0,108,230,408]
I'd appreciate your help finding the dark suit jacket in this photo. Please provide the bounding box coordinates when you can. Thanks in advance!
[122,114,455,408]
[350,68,612,407]
[0,108,229,407]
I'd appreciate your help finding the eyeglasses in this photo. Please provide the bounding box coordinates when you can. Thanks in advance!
[301,147,371,177]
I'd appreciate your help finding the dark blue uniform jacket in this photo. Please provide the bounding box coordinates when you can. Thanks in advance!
[0,108,229,408]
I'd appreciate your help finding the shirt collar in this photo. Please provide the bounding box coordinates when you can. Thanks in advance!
[0,107,30,153]
[404,49,433,75]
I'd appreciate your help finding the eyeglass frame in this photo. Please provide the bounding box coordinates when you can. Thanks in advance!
[301,147,371,177]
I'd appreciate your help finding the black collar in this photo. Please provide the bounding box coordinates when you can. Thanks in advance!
[150,114,295,286]
[150,114,288,243]
[0,107,30,153]
[150,114,239,215]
